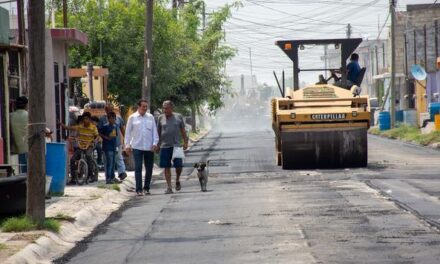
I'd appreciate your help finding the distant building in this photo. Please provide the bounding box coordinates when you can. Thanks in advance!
[0,7,88,166]
[228,74,258,96]
[389,4,440,117]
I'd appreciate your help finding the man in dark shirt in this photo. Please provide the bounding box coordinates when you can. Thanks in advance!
[346,53,361,84]
[99,103,127,181]
[99,112,119,184]
[331,53,361,88]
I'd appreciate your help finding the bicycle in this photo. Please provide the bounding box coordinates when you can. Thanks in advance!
[72,141,99,185]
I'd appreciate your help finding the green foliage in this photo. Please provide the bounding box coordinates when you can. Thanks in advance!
[1,217,35,232]
[0,243,7,250]
[52,213,76,222]
[369,125,440,146]
[1,217,60,233]
[97,183,120,192]
[59,0,237,113]
[40,219,61,233]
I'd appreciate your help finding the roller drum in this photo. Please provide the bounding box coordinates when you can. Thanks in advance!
[281,127,367,169]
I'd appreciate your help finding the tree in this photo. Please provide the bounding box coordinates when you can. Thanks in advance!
[27,0,46,223]
[59,0,236,122]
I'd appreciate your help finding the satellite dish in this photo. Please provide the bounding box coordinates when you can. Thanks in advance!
[411,64,427,81]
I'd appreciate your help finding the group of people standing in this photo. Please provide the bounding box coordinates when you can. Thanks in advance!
[10,96,187,196]
[125,99,188,196]
[60,102,129,184]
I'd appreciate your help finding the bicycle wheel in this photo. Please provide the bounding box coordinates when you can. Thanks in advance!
[76,159,88,185]
[88,160,99,183]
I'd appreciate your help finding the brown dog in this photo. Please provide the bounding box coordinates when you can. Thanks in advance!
[194,161,209,192]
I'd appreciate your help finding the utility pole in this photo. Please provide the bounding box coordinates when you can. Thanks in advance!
[202,1,206,32]
[249,47,253,89]
[27,0,46,223]
[87,62,94,101]
[390,0,396,128]
[17,0,27,96]
[346,23,352,38]
[324,45,328,78]
[99,0,103,59]
[143,0,153,106]
[62,0,68,27]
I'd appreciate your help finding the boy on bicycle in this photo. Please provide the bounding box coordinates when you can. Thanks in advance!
[59,112,99,184]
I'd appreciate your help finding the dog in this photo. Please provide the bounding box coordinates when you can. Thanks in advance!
[194,161,209,192]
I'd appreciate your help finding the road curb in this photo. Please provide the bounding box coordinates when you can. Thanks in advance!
[4,179,136,264]
[368,133,440,151]
[5,130,211,264]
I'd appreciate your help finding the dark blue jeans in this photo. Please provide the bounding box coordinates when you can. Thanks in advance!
[133,149,154,192]
[95,143,103,165]
[104,150,116,183]
[18,153,27,174]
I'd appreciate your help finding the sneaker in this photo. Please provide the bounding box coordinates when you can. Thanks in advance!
[144,189,151,195]
[164,188,173,194]
[136,191,144,196]
[175,181,181,191]
[112,178,122,184]
[118,172,127,181]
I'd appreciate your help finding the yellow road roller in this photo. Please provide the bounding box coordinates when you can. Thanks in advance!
[272,38,370,169]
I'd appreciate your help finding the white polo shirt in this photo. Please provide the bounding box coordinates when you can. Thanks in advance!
[124,111,159,151]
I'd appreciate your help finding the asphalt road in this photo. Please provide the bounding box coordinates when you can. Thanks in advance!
[58,113,440,264]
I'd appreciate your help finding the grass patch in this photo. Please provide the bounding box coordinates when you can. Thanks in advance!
[52,213,76,223]
[111,184,121,192]
[0,243,7,250]
[1,216,60,233]
[97,183,120,192]
[40,219,60,233]
[2,217,35,232]
[369,124,440,146]
[188,129,207,141]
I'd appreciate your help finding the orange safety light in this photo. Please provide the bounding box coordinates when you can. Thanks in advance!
[284,43,292,50]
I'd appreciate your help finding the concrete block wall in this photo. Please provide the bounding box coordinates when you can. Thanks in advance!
[396,5,440,74]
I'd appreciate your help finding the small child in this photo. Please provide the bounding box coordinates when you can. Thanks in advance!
[99,111,120,184]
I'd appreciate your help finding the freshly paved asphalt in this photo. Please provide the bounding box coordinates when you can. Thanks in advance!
[58,110,440,264]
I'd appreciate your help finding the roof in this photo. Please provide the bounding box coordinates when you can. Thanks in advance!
[50,28,88,45]
[69,68,109,77]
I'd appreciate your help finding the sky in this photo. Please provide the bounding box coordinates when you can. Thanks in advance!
[205,0,436,86]
[0,0,435,87]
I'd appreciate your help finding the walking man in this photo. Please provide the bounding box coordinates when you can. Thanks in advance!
[125,99,159,196]
[99,103,127,180]
[157,100,188,194]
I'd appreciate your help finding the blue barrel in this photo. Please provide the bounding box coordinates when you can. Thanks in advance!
[378,111,391,130]
[429,102,440,121]
[395,110,404,123]
[403,109,418,127]
[46,142,67,196]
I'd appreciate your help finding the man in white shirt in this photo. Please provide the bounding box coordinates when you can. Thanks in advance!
[125,99,159,196]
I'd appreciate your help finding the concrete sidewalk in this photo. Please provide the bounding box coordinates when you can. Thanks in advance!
[0,167,164,264]
[0,129,208,264]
